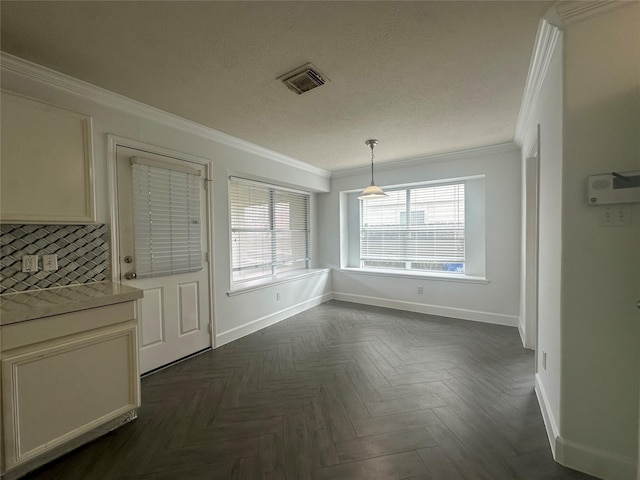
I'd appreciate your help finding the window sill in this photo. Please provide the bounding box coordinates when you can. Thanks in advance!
[339,267,489,284]
[227,268,330,297]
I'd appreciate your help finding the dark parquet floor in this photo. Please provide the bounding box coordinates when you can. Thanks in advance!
[23,301,596,480]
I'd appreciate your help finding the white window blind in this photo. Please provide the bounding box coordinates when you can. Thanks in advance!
[360,182,465,273]
[230,177,310,283]
[131,158,202,278]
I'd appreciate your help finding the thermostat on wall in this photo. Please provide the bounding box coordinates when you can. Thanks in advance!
[587,171,640,205]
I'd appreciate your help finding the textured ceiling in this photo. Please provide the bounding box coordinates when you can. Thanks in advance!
[0,1,551,171]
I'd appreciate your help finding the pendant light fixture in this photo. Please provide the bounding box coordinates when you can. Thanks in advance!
[358,139,388,200]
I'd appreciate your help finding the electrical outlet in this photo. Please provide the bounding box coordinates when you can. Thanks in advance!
[43,254,58,271]
[276,292,281,301]
[542,351,547,370]
[417,286,424,294]
[22,255,39,273]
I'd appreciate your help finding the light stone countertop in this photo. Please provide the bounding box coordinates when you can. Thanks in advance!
[0,282,143,326]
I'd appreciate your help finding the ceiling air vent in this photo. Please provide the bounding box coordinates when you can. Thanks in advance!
[278,63,328,95]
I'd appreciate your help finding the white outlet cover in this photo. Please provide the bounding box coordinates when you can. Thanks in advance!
[22,255,39,273]
[43,254,58,271]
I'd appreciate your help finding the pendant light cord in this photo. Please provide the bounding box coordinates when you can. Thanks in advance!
[369,143,375,186]
[359,139,386,199]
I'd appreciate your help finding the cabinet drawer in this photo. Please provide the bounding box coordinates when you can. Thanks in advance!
[1,301,136,351]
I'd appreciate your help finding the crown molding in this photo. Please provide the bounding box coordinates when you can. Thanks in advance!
[555,0,631,26]
[0,53,331,179]
[331,142,518,178]
[513,19,562,149]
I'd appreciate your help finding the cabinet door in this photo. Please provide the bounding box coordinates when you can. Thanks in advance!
[0,92,95,223]
[1,323,139,469]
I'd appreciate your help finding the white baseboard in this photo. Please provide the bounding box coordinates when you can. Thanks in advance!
[332,292,518,327]
[557,437,637,480]
[216,290,517,348]
[534,373,560,458]
[518,319,526,347]
[215,292,332,346]
[535,374,637,480]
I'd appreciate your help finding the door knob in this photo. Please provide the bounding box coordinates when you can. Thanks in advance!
[124,271,137,280]
[637,301,640,310]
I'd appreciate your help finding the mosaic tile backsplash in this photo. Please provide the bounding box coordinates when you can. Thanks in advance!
[0,224,110,294]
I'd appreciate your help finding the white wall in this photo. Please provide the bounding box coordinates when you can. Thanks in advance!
[560,5,640,478]
[1,55,333,346]
[521,5,640,478]
[319,144,522,326]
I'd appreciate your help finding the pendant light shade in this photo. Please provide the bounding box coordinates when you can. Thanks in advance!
[359,184,387,198]
[358,139,387,200]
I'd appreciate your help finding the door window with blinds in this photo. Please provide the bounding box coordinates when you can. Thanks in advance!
[360,182,465,273]
[230,177,310,284]
[131,157,203,278]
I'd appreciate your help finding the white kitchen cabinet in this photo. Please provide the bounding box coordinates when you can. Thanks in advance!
[0,286,142,479]
[0,91,95,223]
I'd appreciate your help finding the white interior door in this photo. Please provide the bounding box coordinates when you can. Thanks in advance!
[114,144,211,374]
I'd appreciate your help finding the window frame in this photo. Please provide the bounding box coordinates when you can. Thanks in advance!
[228,176,311,289]
[359,180,466,274]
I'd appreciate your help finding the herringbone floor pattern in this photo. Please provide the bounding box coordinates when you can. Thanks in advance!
[24,301,594,480]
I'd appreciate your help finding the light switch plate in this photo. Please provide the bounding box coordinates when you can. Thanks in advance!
[22,255,39,273]
[600,205,631,226]
[43,254,58,271]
